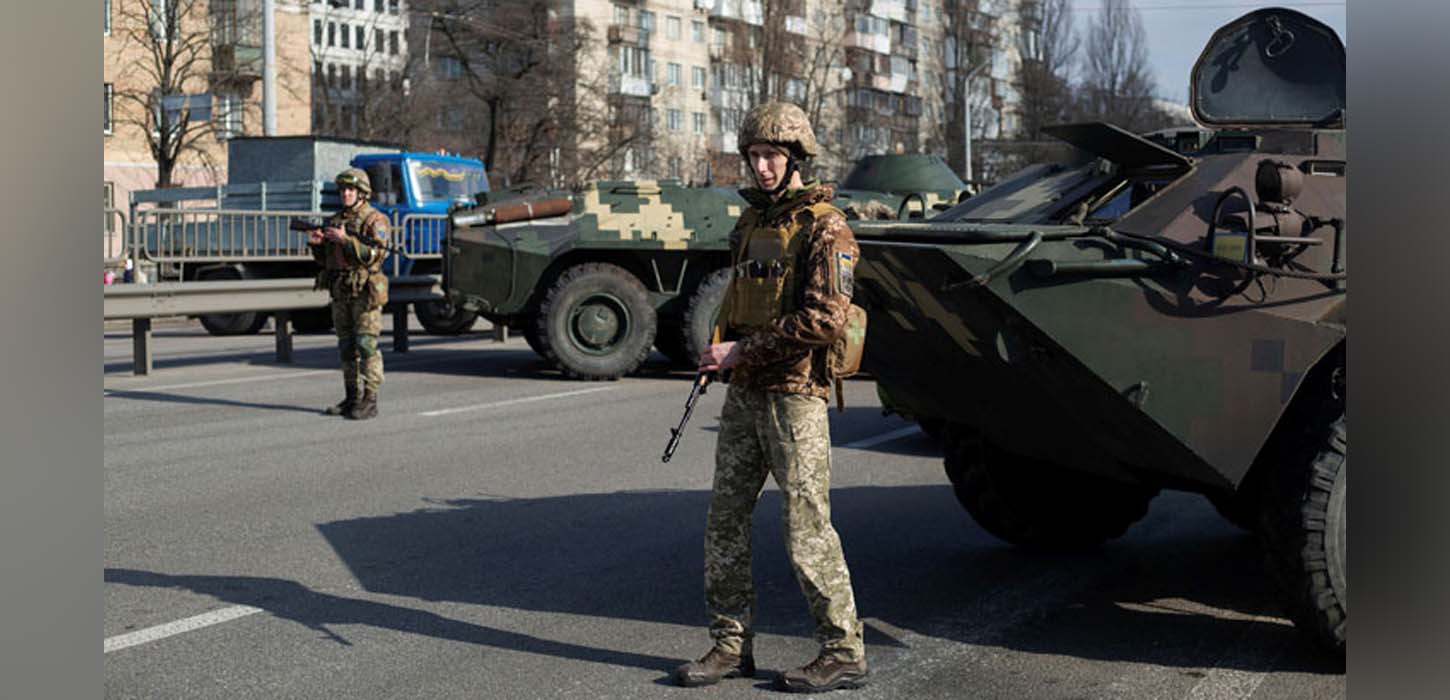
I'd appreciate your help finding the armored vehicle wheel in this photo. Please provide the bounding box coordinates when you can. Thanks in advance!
[656,268,731,369]
[1261,413,1347,657]
[522,320,546,357]
[290,306,334,334]
[917,417,945,441]
[536,263,657,380]
[943,425,1157,550]
[681,268,731,366]
[416,299,479,335]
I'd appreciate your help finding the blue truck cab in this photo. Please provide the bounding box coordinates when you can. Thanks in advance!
[350,151,490,276]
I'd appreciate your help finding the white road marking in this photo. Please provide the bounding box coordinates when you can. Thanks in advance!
[841,425,922,449]
[104,605,263,654]
[104,370,332,394]
[419,386,617,416]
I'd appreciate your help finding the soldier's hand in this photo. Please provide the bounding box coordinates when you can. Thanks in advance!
[699,342,739,372]
[307,229,325,245]
[322,226,347,243]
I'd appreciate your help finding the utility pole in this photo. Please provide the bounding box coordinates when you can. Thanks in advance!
[263,0,276,135]
[962,61,988,187]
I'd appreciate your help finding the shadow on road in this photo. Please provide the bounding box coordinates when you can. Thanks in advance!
[108,487,1341,675]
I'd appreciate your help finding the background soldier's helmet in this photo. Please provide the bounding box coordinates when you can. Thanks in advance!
[336,168,372,196]
[738,102,819,161]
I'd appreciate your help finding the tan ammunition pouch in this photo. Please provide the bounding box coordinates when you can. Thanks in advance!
[828,304,867,379]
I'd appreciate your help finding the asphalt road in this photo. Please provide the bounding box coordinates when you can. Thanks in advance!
[103,317,1346,699]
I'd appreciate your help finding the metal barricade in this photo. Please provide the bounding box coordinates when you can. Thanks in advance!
[391,212,450,275]
[103,208,129,265]
[134,208,319,263]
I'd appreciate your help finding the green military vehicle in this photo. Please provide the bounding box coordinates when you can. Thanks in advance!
[853,9,1346,656]
[444,155,967,379]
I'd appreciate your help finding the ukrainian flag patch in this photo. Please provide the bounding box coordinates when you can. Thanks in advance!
[836,250,855,296]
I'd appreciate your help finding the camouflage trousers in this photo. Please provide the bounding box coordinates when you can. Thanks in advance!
[331,294,384,393]
[704,384,865,661]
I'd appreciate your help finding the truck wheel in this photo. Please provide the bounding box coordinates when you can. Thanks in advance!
[196,269,267,336]
[536,263,657,380]
[679,268,731,366]
[1261,413,1347,658]
[654,323,693,368]
[416,299,479,335]
[943,425,1158,550]
[522,319,547,357]
[290,306,334,334]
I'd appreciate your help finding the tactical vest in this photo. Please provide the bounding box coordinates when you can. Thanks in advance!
[723,201,839,332]
[321,203,390,306]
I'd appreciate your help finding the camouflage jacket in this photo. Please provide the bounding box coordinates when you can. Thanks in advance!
[309,201,390,300]
[724,182,859,399]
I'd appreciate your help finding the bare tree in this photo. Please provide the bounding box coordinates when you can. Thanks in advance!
[309,2,419,144]
[1016,0,1077,138]
[112,0,242,188]
[1077,0,1167,132]
[928,0,1003,179]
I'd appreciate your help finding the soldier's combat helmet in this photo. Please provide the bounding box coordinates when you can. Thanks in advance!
[738,102,819,161]
[336,167,372,196]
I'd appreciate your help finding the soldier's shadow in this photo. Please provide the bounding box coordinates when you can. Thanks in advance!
[108,488,1340,676]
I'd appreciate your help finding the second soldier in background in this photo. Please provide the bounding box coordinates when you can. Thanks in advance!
[308,168,391,420]
[676,102,868,693]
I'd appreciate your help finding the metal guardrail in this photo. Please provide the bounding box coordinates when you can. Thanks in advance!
[134,208,316,263]
[104,275,467,376]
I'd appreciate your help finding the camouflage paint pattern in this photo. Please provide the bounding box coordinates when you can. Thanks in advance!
[737,101,820,159]
[332,295,384,392]
[706,384,864,661]
[852,8,1346,491]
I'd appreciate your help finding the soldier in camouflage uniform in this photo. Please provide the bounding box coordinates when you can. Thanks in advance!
[306,168,391,420]
[674,102,868,693]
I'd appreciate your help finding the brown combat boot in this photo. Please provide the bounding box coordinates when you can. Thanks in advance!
[777,651,868,693]
[324,384,357,416]
[672,647,756,687]
[347,390,378,420]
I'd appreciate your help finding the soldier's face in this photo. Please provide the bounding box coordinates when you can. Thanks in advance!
[747,145,790,190]
[340,186,360,208]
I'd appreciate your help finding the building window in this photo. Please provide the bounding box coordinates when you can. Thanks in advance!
[713,28,725,46]
[354,0,363,9]
[214,93,243,139]
[665,15,681,40]
[691,20,704,43]
[691,66,705,89]
[438,56,464,80]
[104,0,111,36]
[376,28,384,52]
[313,19,322,45]
[103,83,113,134]
[669,156,682,179]
[667,109,682,131]
[327,22,336,47]
[343,64,353,90]
[639,10,654,32]
[327,63,337,87]
[340,23,350,48]
[356,26,365,51]
[388,0,399,15]
[692,111,704,134]
[667,62,681,87]
[613,4,629,26]
[375,0,383,12]
[389,31,399,55]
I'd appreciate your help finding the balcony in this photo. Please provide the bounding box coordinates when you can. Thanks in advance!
[706,0,763,26]
[611,74,657,98]
[607,24,650,46]
[847,31,890,54]
[212,43,262,79]
[870,0,908,23]
[711,131,738,153]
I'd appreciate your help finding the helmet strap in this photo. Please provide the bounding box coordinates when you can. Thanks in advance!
[768,154,798,198]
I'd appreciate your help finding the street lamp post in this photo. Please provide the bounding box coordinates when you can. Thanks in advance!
[262,0,276,135]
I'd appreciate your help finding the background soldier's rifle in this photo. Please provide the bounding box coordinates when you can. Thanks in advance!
[291,217,410,258]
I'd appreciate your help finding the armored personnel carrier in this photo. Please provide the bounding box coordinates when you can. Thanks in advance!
[853,9,1346,655]
[444,155,966,379]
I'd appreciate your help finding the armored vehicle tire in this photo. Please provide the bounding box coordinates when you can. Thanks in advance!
[657,268,731,369]
[196,268,268,336]
[1261,413,1347,657]
[943,425,1158,550]
[680,268,731,366]
[416,299,479,335]
[521,321,547,358]
[289,306,334,334]
[536,263,657,380]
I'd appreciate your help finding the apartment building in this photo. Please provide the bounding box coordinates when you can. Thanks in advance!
[103,0,313,220]
[305,0,410,137]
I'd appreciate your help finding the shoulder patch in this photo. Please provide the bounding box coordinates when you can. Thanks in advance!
[836,250,855,297]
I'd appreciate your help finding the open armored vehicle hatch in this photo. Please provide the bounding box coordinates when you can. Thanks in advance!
[1191,8,1345,127]
[1041,122,1192,172]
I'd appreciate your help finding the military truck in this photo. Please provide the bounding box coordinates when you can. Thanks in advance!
[444,155,967,379]
[128,136,488,335]
[852,9,1346,656]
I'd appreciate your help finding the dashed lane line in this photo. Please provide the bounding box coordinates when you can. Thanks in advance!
[104,605,263,654]
[419,386,618,416]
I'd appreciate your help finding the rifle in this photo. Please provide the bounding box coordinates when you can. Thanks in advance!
[661,372,713,463]
[291,216,410,258]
